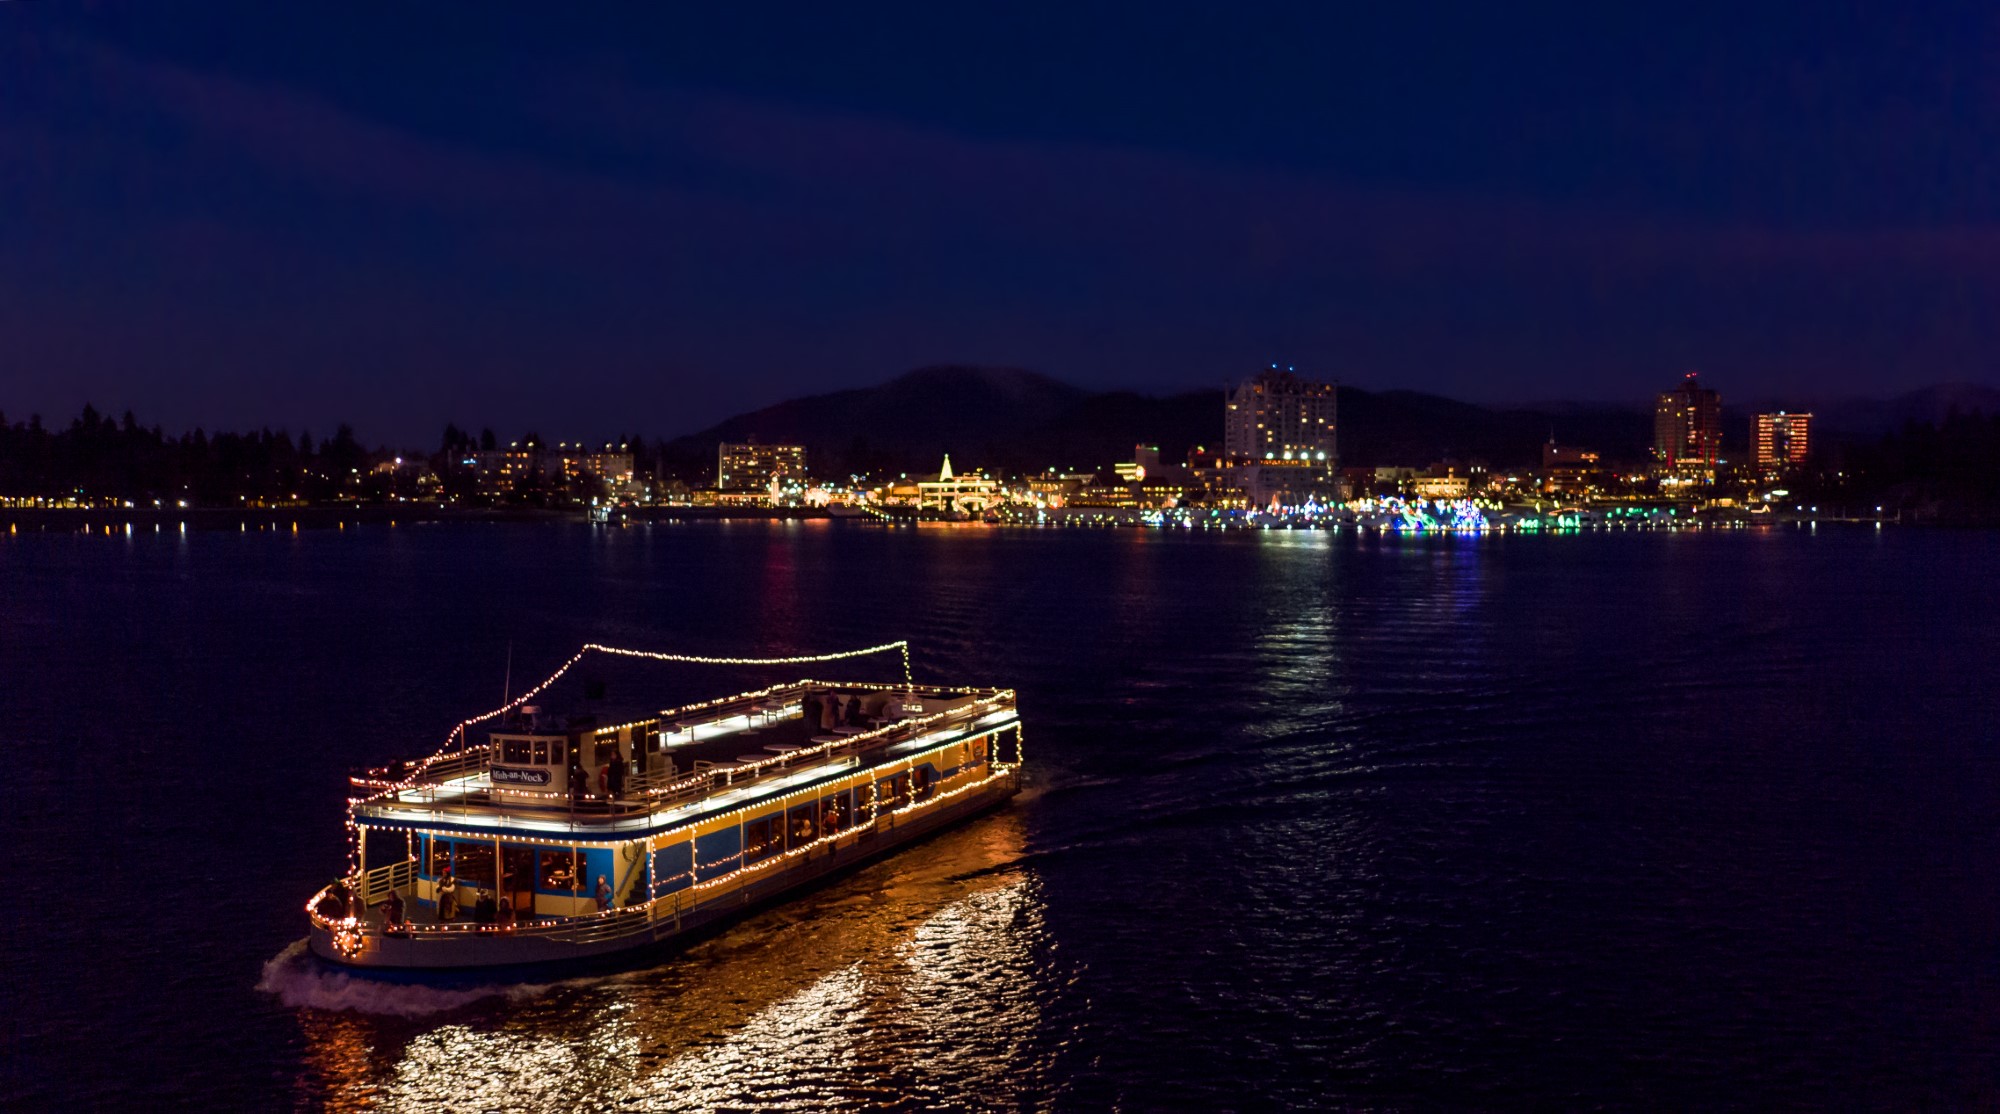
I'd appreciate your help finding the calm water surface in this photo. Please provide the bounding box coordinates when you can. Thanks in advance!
[3,521,1997,1110]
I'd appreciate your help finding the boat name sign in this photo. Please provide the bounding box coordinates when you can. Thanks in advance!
[491,766,553,785]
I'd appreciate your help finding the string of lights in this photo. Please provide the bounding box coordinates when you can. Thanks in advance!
[309,753,1022,942]
[341,639,921,885]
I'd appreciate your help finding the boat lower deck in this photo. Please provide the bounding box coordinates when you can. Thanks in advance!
[309,765,1019,970]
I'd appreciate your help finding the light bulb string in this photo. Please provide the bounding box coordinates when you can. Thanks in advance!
[357,639,914,812]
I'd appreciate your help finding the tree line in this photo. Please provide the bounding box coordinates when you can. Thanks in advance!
[0,407,685,506]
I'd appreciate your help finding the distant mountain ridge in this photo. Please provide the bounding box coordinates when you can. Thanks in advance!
[662,366,1994,478]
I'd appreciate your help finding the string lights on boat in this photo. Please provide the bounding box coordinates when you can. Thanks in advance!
[310,636,1030,960]
[344,641,928,866]
[309,755,1023,940]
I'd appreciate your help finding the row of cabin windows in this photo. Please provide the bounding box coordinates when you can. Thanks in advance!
[495,736,647,766]
[431,757,978,896]
[425,838,587,892]
[739,787,861,866]
[498,738,566,765]
[725,764,949,870]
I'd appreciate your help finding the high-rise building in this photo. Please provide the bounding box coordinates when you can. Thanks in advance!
[1654,373,1722,476]
[717,442,807,489]
[1752,412,1812,473]
[1224,367,1337,466]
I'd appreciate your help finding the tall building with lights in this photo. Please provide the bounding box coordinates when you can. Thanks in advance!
[1653,373,1722,476]
[717,442,807,489]
[1752,412,1812,473]
[1224,367,1338,466]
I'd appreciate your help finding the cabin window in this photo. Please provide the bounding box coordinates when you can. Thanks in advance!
[744,814,784,864]
[539,850,581,892]
[595,738,619,765]
[454,842,496,887]
[550,739,565,763]
[502,846,534,894]
[428,837,452,877]
[880,772,911,810]
[787,804,818,849]
[969,737,988,766]
[501,738,530,764]
[819,790,850,835]
[913,766,936,801]
[531,740,549,764]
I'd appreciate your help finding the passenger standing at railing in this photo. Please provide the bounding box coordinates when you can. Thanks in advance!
[436,868,458,922]
[607,755,627,798]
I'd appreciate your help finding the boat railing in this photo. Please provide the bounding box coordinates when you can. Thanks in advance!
[350,747,490,791]
[355,687,1016,825]
[357,859,415,905]
[310,883,675,947]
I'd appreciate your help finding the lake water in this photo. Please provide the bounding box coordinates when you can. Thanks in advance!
[3,521,1997,1109]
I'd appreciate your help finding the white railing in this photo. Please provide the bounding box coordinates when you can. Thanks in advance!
[358,859,415,905]
[313,762,1022,950]
[358,690,1014,824]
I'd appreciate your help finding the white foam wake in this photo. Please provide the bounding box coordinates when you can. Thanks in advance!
[256,939,566,1017]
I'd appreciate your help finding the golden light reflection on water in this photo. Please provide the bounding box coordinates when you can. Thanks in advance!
[294,812,1055,1111]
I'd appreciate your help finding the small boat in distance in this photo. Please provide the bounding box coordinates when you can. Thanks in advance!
[306,641,1023,971]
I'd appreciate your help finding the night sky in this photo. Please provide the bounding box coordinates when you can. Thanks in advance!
[5,4,1995,443]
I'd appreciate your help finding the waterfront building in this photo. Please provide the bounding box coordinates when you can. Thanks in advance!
[549,445,634,485]
[1407,471,1471,500]
[917,454,1002,513]
[1224,367,1338,467]
[717,441,807,489]
[1753,412,1812,473]
[1113,444,1162,483]
[1542,442,1602,496]
[1654,373,1723,478]
[1202,457,1334,508]
[469,447,537,497]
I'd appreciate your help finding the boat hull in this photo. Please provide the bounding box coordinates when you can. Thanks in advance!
[309,768,1018,971]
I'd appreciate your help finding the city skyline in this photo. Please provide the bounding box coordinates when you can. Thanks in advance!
[6,4,1997,442]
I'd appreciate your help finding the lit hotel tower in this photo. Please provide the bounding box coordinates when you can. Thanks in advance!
[1654,372,1722,476]
[1753,411,1812,473]
[1225,366,1338,465]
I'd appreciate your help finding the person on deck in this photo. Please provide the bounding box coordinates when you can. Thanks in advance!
[475,887,495,924]
[607,755,627,798]
[383,888,405,929]
[317,882,348,920]
[436,868,457,922]
[595,874,613,912]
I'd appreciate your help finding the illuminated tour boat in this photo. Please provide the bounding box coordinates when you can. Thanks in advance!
[306,641,1023,970]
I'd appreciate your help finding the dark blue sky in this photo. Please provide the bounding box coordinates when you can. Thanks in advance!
[4,3,1995,442]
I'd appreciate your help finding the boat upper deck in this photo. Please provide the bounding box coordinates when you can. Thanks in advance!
[349,680,1017,839]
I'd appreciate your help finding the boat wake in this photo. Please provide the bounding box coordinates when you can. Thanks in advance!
[256,940,569,1017]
